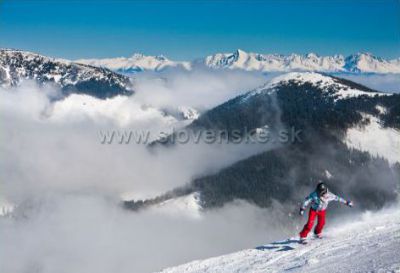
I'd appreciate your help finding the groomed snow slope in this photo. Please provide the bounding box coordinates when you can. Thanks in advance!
[156,206,400,273]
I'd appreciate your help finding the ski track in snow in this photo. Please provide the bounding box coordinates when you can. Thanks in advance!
[156,207,400,273]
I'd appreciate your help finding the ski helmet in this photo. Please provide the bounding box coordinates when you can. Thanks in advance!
[316,181,327,196]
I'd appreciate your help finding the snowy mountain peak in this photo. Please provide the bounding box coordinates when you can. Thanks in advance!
[233,49,248,58]
[245,72,388,101]
[232,49,251,65]
[305,52,319,58]
[77,53,190,73]
[268,72,333,85]
[343,52,396,73]
[0,49,133,98]
[130,53,145,59]
[155,55,168,61]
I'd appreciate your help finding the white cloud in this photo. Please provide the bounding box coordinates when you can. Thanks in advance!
[0,77,282,273]
[0,81,276,201]
[339,74,400,93]
[133,69,268,110]
[0,194,294,273]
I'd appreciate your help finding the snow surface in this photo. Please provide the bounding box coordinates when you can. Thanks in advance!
[156,206,400,273]
[76,50,400,74]
[202,51,400,74]
[242,72,388,102]
[149,192,202,219]
[345,114,400,164]
[0,49,132,92]
[177,106,200,121]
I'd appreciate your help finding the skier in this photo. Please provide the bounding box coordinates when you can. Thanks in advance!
[299,181,353,243]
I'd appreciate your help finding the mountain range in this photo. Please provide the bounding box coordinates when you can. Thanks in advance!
[77,50,400,74]
[0,49,134,98]
[2,48,399,101]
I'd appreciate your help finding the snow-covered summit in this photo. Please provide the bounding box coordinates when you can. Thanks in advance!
[243,72,388,101]
[344,52,400,73]
[0,49,133,98]
[201,49,254,69]
[76,53,191,73]
[156,206,400,273]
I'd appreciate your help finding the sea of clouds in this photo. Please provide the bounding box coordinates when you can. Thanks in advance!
[0,70,398,273]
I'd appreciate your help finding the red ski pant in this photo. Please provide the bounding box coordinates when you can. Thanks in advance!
[300,208,326,238]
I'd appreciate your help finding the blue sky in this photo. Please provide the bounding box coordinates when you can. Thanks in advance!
[0,0,399,60]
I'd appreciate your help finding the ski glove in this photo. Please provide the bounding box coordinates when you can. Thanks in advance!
[346,201,353,207]
[299,208,305,216]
